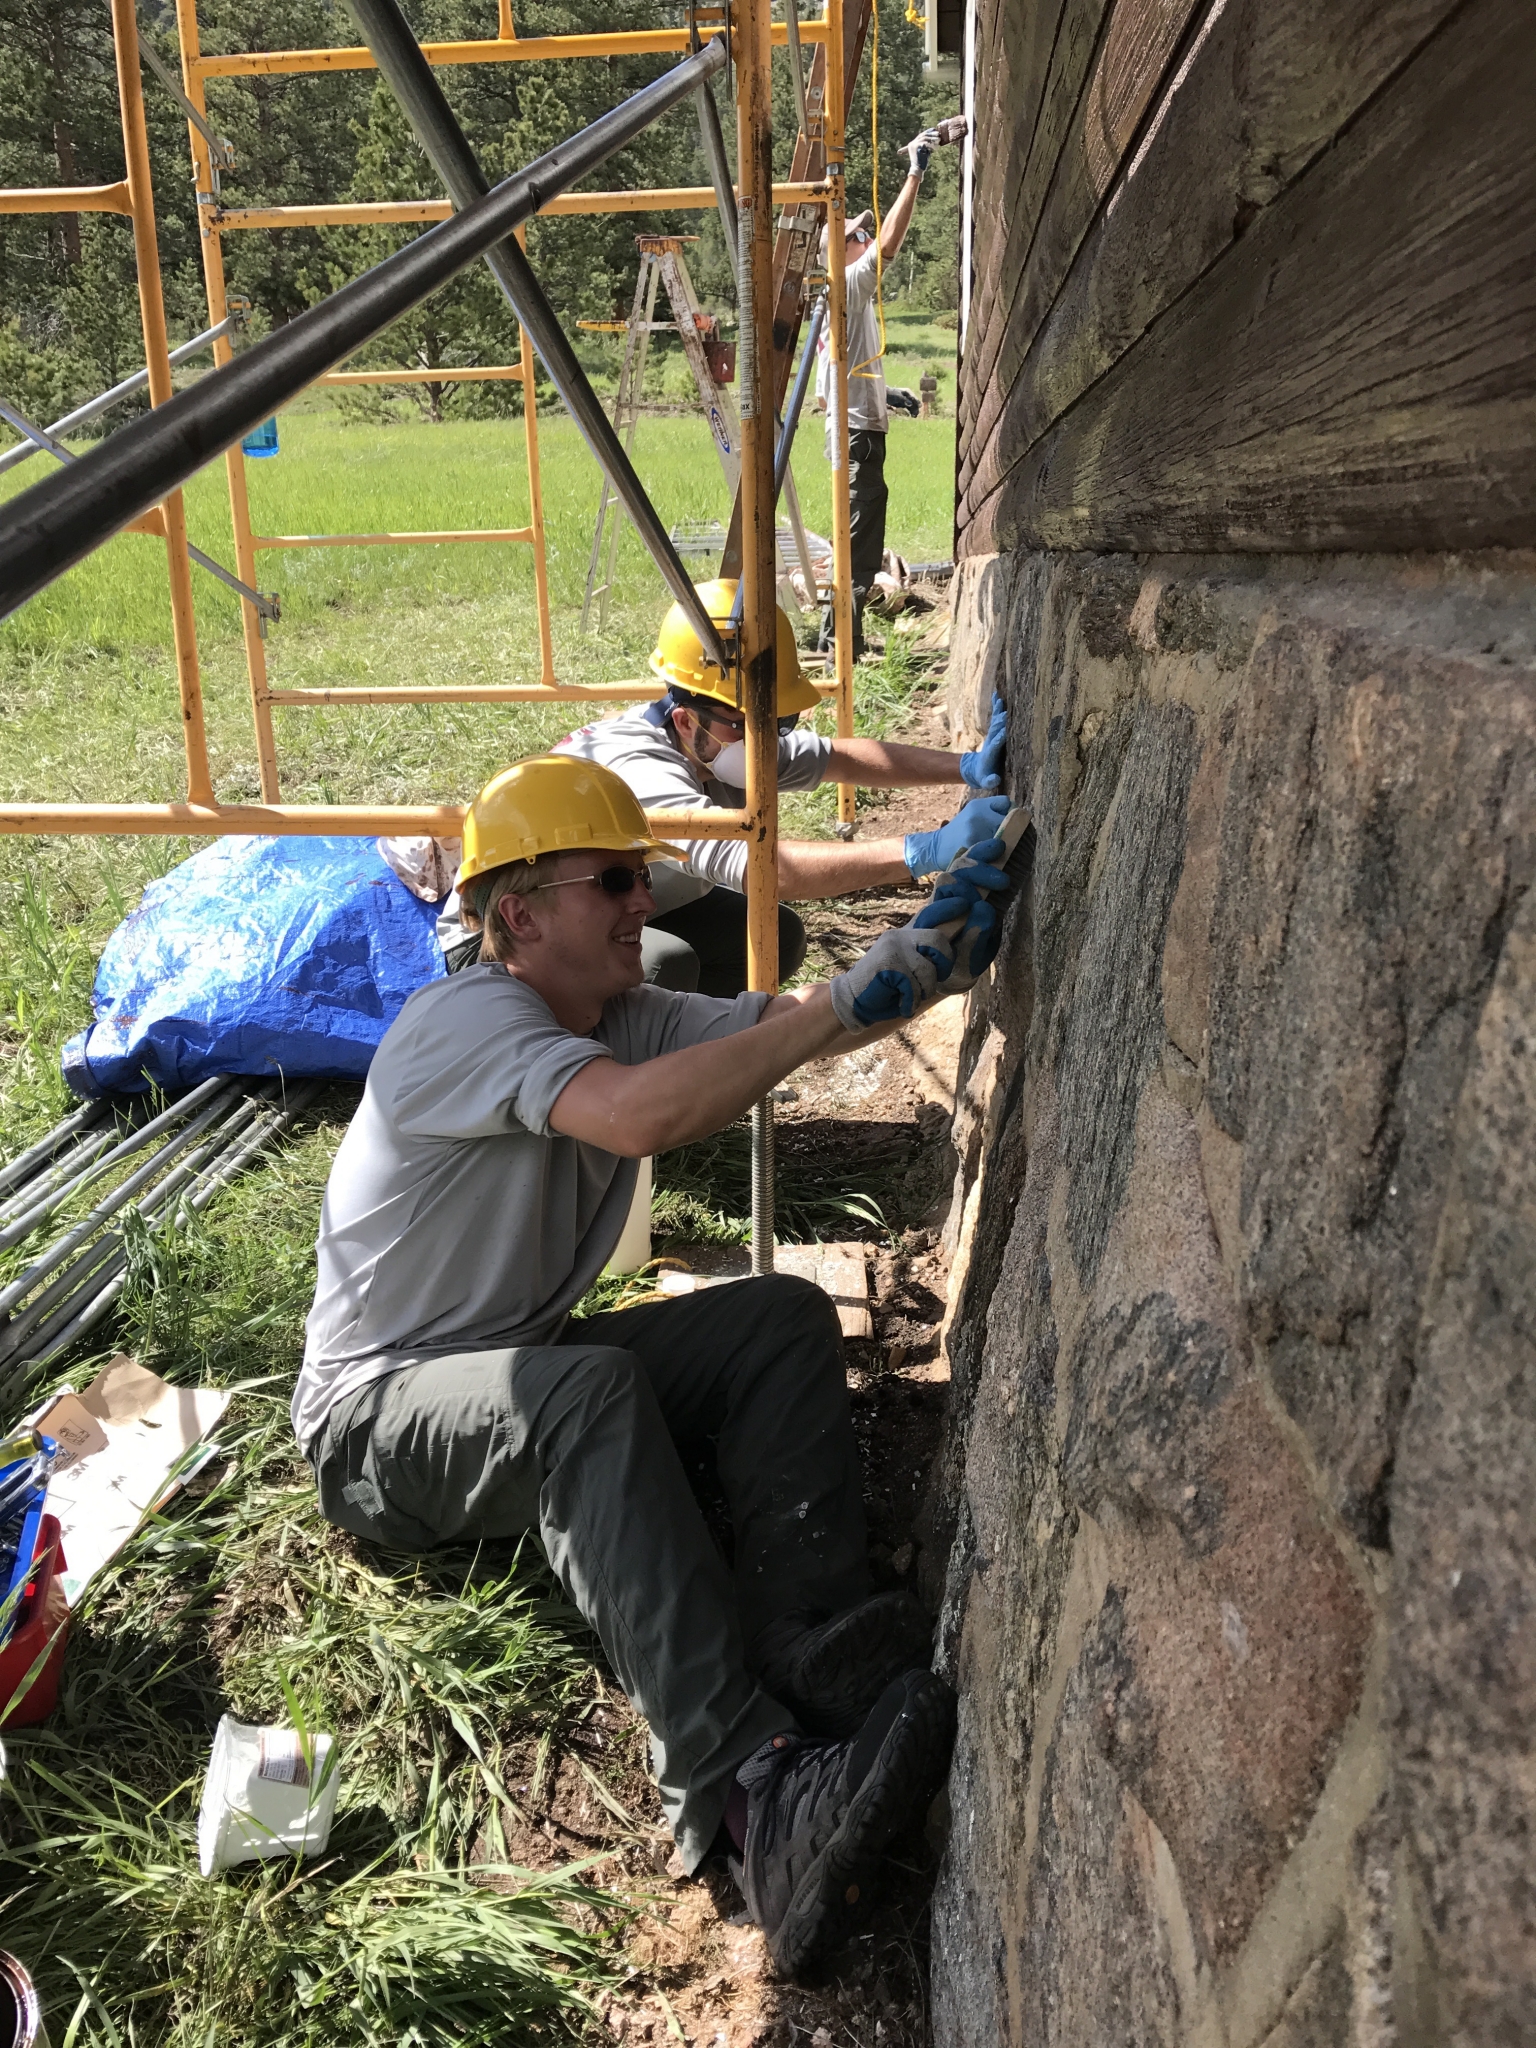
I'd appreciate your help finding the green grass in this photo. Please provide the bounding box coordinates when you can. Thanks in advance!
[0,401,951,2041]
[0,400,957,661]
[0,1107,625,2044]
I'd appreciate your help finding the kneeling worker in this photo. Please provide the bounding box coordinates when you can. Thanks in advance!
[295,752,1017,1973]
[438,579,1009,998]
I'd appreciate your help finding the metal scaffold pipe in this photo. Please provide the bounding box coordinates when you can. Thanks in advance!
[0,1098,111,1204]
[694,69,739,265]
[0,36,728,623]
[0,315,237,478]
[0,1082,322,1390]
[737,0,780,1273]
[0,1073,231,1254]
[777,290,825,497]
[342,0,730,674]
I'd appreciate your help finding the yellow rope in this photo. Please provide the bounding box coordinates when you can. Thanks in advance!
[849,0,887,383]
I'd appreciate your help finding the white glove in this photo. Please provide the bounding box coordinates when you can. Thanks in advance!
[903,129,937,179]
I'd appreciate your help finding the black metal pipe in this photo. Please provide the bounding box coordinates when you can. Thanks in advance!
[343,0,730,671]
[0,1073,230,1252]
[0,1129,116,1232]
[0,39,726,621]
[0,1089,268,1362]
[0,1082,242,1314]
[1,1086,319,1384]
[694,76,739,266]
[776,291,824,498]
[0,1098,108,1201]
[725,301,825,636]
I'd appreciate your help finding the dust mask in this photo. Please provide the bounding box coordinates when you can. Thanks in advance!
[707,739,748,786]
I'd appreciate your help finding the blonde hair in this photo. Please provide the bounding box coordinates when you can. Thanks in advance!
[460,853,562,962]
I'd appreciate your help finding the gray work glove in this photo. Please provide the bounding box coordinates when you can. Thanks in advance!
[829,924,943,1030]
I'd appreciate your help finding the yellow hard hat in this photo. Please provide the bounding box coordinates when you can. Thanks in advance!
[456,754,687,896]
[649,578,821,716]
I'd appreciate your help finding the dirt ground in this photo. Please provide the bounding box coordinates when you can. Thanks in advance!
[491,675,970,2048]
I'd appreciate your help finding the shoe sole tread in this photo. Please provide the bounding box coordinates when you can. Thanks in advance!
[787,1595,933,1739]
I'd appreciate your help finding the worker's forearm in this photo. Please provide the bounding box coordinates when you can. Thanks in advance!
[552,985,853,1155]
[879,174,920,260]
[824,738,965,789]
[777,835,913,898]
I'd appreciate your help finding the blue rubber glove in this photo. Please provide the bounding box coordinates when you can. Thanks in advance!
[829,926,942,1029]
[959,692,1007,791]
[904,792,1010,880]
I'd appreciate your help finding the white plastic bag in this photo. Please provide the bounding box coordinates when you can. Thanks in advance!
[197,1715,341,1876]
[376,836,462,903]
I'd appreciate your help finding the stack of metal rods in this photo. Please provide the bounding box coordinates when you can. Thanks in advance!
[0,1077,322,1404]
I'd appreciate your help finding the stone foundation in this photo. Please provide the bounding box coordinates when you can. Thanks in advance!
[924,551,1536,2046]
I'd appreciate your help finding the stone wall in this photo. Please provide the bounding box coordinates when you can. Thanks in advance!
[922,550,1536,2046]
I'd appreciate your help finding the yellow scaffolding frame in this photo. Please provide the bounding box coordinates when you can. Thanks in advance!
[0,0,865,1008]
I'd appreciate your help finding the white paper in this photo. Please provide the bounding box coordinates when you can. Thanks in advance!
[38,1355,229,1605]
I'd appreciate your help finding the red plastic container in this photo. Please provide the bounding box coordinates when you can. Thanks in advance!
[0,1515,68,1728]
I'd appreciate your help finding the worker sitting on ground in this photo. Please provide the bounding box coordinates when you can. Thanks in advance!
[294,752,1019,1974]
[437,579,1010,999]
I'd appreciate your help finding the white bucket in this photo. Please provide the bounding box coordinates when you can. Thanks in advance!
[605,1156,653,1275]
[197,1715,341,1877]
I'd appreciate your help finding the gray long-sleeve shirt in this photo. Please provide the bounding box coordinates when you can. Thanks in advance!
[435,708,832,954]
[552,706,831,907]
[292,963,768,1452]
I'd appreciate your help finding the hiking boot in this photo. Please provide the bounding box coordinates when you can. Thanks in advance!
[750,1591,933,1737]
[734,1668,956,1977]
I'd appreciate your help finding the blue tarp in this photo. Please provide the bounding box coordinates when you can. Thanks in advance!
[62,837,444,1097]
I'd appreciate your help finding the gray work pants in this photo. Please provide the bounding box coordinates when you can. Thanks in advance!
[311,1275,871,1867]
[648,888,809,1000]
[818,427,887,657]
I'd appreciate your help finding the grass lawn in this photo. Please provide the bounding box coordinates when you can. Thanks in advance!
[0,399,953,2042]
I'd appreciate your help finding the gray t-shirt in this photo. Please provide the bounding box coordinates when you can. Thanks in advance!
[822,244,887,453]
[291,963,769,1451]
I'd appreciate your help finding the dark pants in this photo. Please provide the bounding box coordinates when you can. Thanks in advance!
[444,891,806,1000]
[311,1275,870,1867]
[818,428,887,658]
[648,888,808,1000]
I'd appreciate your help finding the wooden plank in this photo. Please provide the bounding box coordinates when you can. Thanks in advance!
[958,0,1536,557]
[960,0,1071,368]
[959,0,1459,518]
[656,1242,872,1338]
[958,0,1076,444]
[776,1242,873,1339]
[958,0,1115,463]
[960,0,1200,498]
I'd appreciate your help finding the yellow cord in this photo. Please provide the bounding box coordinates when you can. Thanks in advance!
[850,0,886,383]
[904,0,926,24]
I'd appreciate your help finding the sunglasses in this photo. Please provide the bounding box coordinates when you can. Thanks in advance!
[535,862,652,896]
[697,707,803,739]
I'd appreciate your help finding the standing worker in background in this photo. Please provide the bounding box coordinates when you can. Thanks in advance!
[817,128,937,661]
[437,579,1010,999]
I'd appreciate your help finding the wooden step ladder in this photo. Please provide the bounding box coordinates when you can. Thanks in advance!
[581,235,815,631]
